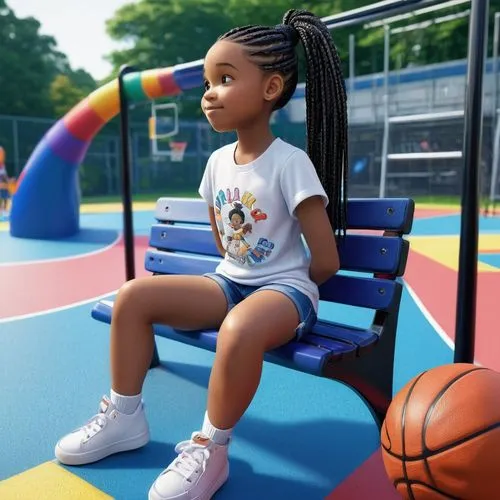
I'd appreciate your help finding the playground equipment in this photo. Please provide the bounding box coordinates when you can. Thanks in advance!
[9,63,203,239]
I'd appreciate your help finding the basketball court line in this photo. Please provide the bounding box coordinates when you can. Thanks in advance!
[404,280,454,351]
[0,289,117,324]
[0,233,121,267]
[404,248,498,371]
[0,236,150,320]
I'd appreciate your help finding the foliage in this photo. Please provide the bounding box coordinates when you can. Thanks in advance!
[50,75,87,117]
[105,0,500,79]
[3,0,500,120]
[0,0,96,118]
[102,0,500,121]
[105,0,348,76]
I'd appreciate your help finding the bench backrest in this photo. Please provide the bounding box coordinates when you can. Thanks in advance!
[146,197,414,314]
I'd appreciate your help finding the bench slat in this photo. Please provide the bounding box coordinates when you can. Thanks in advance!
[150,225,409,275]
[91,300,361,375]
[146,250,219,275]
[150,224,219,256]
[346,199,414,233]
[313,320,379,349]
[338,235,408,275]
[153,326,342,374]
[155,197,414,233]
[318,274,399,311]
[92,302,378,355]
[145,249,399,311]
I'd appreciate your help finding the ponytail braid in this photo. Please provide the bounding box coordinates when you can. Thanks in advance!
[219,9,348,234]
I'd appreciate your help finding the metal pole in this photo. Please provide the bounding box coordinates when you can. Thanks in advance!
[490,114,500,213]
[349,34,356,97]
[105,139,113,196]
[489,12,500,211]
[118,65,136,281]
[454,0,489,364]
[379,25,391,198]
[324,0,456,30]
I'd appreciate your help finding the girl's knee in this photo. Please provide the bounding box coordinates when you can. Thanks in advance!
[216,314,263,357]
[116,278,141,305]
[115,278,151,321]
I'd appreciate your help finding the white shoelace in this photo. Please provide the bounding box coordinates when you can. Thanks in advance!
[82,414,107,440]
[168,440,210,481]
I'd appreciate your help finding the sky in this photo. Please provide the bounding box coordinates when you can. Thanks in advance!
[8,0,133,80]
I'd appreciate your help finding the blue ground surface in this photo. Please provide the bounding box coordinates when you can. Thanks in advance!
[0,209,454,499]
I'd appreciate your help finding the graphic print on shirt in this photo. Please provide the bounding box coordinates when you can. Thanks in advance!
[214,187,275,266]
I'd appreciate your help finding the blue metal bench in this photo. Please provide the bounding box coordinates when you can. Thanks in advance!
[92,197,414,424]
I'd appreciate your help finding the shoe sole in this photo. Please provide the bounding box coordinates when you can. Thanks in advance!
[55,430,150,466]
[148,462,229,500]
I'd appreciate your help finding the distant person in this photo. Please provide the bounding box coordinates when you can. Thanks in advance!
[419,138,431,152]
[0,147,10,215]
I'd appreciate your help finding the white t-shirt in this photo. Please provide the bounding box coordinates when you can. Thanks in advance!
[198,138,328,311]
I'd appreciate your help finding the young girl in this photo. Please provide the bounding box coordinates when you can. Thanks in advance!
[55,9,348,500]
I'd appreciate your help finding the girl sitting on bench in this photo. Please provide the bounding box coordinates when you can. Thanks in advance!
[55,9,348,500]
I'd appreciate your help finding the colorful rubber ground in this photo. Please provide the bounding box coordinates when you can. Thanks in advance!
[1,203,499,499]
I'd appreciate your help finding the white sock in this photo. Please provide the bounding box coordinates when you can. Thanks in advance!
[110,389,142,415]
[201,411,232,445]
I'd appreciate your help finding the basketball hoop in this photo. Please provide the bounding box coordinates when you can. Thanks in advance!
[150,101,180,158]
[170,141,187,162]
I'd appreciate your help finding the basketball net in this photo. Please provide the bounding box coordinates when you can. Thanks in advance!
[170,141,187,162]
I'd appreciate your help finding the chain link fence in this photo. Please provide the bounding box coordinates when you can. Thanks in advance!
[0,63,496,202]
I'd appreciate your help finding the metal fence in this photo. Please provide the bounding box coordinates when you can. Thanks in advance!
[0,109,494,202]
[0,115,121,197]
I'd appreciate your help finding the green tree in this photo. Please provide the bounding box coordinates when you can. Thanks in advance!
[0,0,61,116]
[349,0,500,76]
[105,0,356,75]
[104,0,354,118]
[0,0,97,117]
[50,74,87,117]
[68,68,96,95]
[104,0,500,100]
[105,0,234,73]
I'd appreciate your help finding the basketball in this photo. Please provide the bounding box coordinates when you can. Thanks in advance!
[381,363,500,499]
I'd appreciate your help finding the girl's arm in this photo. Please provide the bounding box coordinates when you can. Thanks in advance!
[208,206,226,257]
[296,196,340,285]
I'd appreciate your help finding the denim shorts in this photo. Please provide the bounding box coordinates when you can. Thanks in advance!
[205,272,317,340]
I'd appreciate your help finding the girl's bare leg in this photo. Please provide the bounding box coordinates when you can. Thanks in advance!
[111,275,228,395]
[207,290,299,429]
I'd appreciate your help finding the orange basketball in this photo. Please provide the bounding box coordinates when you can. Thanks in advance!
[381,363,500,500]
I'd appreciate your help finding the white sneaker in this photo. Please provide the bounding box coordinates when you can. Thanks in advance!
[149,432,229,500]
[55,395,149,465]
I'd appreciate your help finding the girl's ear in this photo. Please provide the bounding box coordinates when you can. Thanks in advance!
[263,74,284,103]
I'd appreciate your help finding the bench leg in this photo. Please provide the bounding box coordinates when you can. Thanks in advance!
[150,340,160,368]
[323,309,398,428]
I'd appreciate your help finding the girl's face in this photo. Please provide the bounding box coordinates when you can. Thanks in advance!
[202,41,280,132]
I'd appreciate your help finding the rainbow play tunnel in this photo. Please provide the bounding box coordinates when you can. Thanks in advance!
[10,60,204,239]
